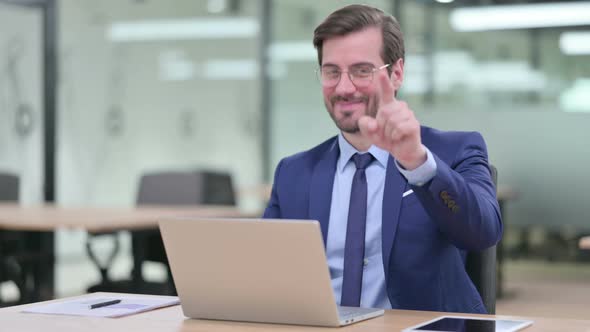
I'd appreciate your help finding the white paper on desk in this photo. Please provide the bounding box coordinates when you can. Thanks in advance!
[22,294,180,318]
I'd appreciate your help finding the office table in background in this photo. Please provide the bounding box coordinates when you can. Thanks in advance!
[0,203,251,232]
[2,293,590,332]
[0,203,256,302]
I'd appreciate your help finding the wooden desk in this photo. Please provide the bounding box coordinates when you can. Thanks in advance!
[0,203,252,232]
[0,204,257,301]
[580,236,590,250]
[2,293,590,332]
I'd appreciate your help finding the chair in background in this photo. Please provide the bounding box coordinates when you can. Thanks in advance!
[0,174,19,201]
[87,170,236,295]
[465,164,498,314]
[0,173,29,306]
[131,170,236,295]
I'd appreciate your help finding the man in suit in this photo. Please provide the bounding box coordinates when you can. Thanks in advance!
[263,4,502,313]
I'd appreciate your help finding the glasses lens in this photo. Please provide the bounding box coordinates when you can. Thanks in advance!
[349,65,375,87]
[351,65,374,79]
[319,67,340,87]
[317,64,385,87]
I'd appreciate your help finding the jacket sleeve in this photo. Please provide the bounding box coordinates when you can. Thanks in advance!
[412,132,502,251]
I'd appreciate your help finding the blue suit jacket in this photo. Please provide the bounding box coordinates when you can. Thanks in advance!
[263,126,502,313]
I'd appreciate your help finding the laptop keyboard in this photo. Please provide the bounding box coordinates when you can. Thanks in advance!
[338,307,357,319]
[337,306,376,320]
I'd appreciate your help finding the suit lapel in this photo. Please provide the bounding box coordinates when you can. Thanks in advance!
[309,139,339,246]
[382,155,407,278]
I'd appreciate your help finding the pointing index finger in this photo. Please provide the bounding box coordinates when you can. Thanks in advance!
[378,71,395,105]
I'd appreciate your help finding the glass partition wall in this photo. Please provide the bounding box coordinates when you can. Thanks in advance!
[56,0,263,296]
[0,2,44,205]
[0,1,46,302]
[58,0,262,209]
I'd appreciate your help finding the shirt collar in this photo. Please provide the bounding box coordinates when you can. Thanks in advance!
[337,133,389,173]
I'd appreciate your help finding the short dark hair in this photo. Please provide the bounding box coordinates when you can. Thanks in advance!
[313,4,405,73]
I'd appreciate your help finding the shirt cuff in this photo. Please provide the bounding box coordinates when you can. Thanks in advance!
[395,146,437,186]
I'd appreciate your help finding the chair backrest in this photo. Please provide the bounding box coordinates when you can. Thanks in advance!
[136,170,235,206]
[0,173,19,201]
[465,164,498,314]
[134,170,236,267]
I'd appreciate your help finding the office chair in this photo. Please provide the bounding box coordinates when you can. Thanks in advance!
[0,173,28,306]
[464,164,498,314]
[86,170,236,295]
[131,170,236,294]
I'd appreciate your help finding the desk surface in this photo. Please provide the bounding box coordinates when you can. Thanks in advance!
[2,293,589,332]
[0,203,256,232]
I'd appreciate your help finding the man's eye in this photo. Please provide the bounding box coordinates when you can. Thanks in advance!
[323,70,340,77]
[353,67,373,76]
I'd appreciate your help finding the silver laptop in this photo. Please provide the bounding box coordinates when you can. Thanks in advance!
[159,218,384,327]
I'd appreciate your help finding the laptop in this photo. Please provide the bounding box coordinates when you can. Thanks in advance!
[159,218,384,327]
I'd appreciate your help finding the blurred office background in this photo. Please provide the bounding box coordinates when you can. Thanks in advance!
[1,0,590,317]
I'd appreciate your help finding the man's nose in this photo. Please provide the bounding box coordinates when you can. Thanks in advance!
[334,73,356,94]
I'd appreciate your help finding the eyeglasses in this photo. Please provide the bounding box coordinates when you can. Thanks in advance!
[316,63,391,88]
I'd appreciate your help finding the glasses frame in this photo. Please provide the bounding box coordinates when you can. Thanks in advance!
[316,63,391,88]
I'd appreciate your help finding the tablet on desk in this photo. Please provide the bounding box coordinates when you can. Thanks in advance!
[403,316,533,332]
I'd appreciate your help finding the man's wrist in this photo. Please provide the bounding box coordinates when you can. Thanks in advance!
[397,146,427,171]
[395,146,437,186]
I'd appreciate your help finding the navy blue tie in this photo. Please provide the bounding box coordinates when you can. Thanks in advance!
[341,153,374,307]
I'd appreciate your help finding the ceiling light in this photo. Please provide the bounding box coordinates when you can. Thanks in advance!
[450,2,590,31]
[108,17,259,42]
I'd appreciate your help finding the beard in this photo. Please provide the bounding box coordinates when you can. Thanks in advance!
[326,94,379,133]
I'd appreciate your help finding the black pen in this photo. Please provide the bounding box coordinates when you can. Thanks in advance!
[89,299,121,309]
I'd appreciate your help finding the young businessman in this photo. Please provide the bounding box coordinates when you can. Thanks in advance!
[263,4,502,313]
